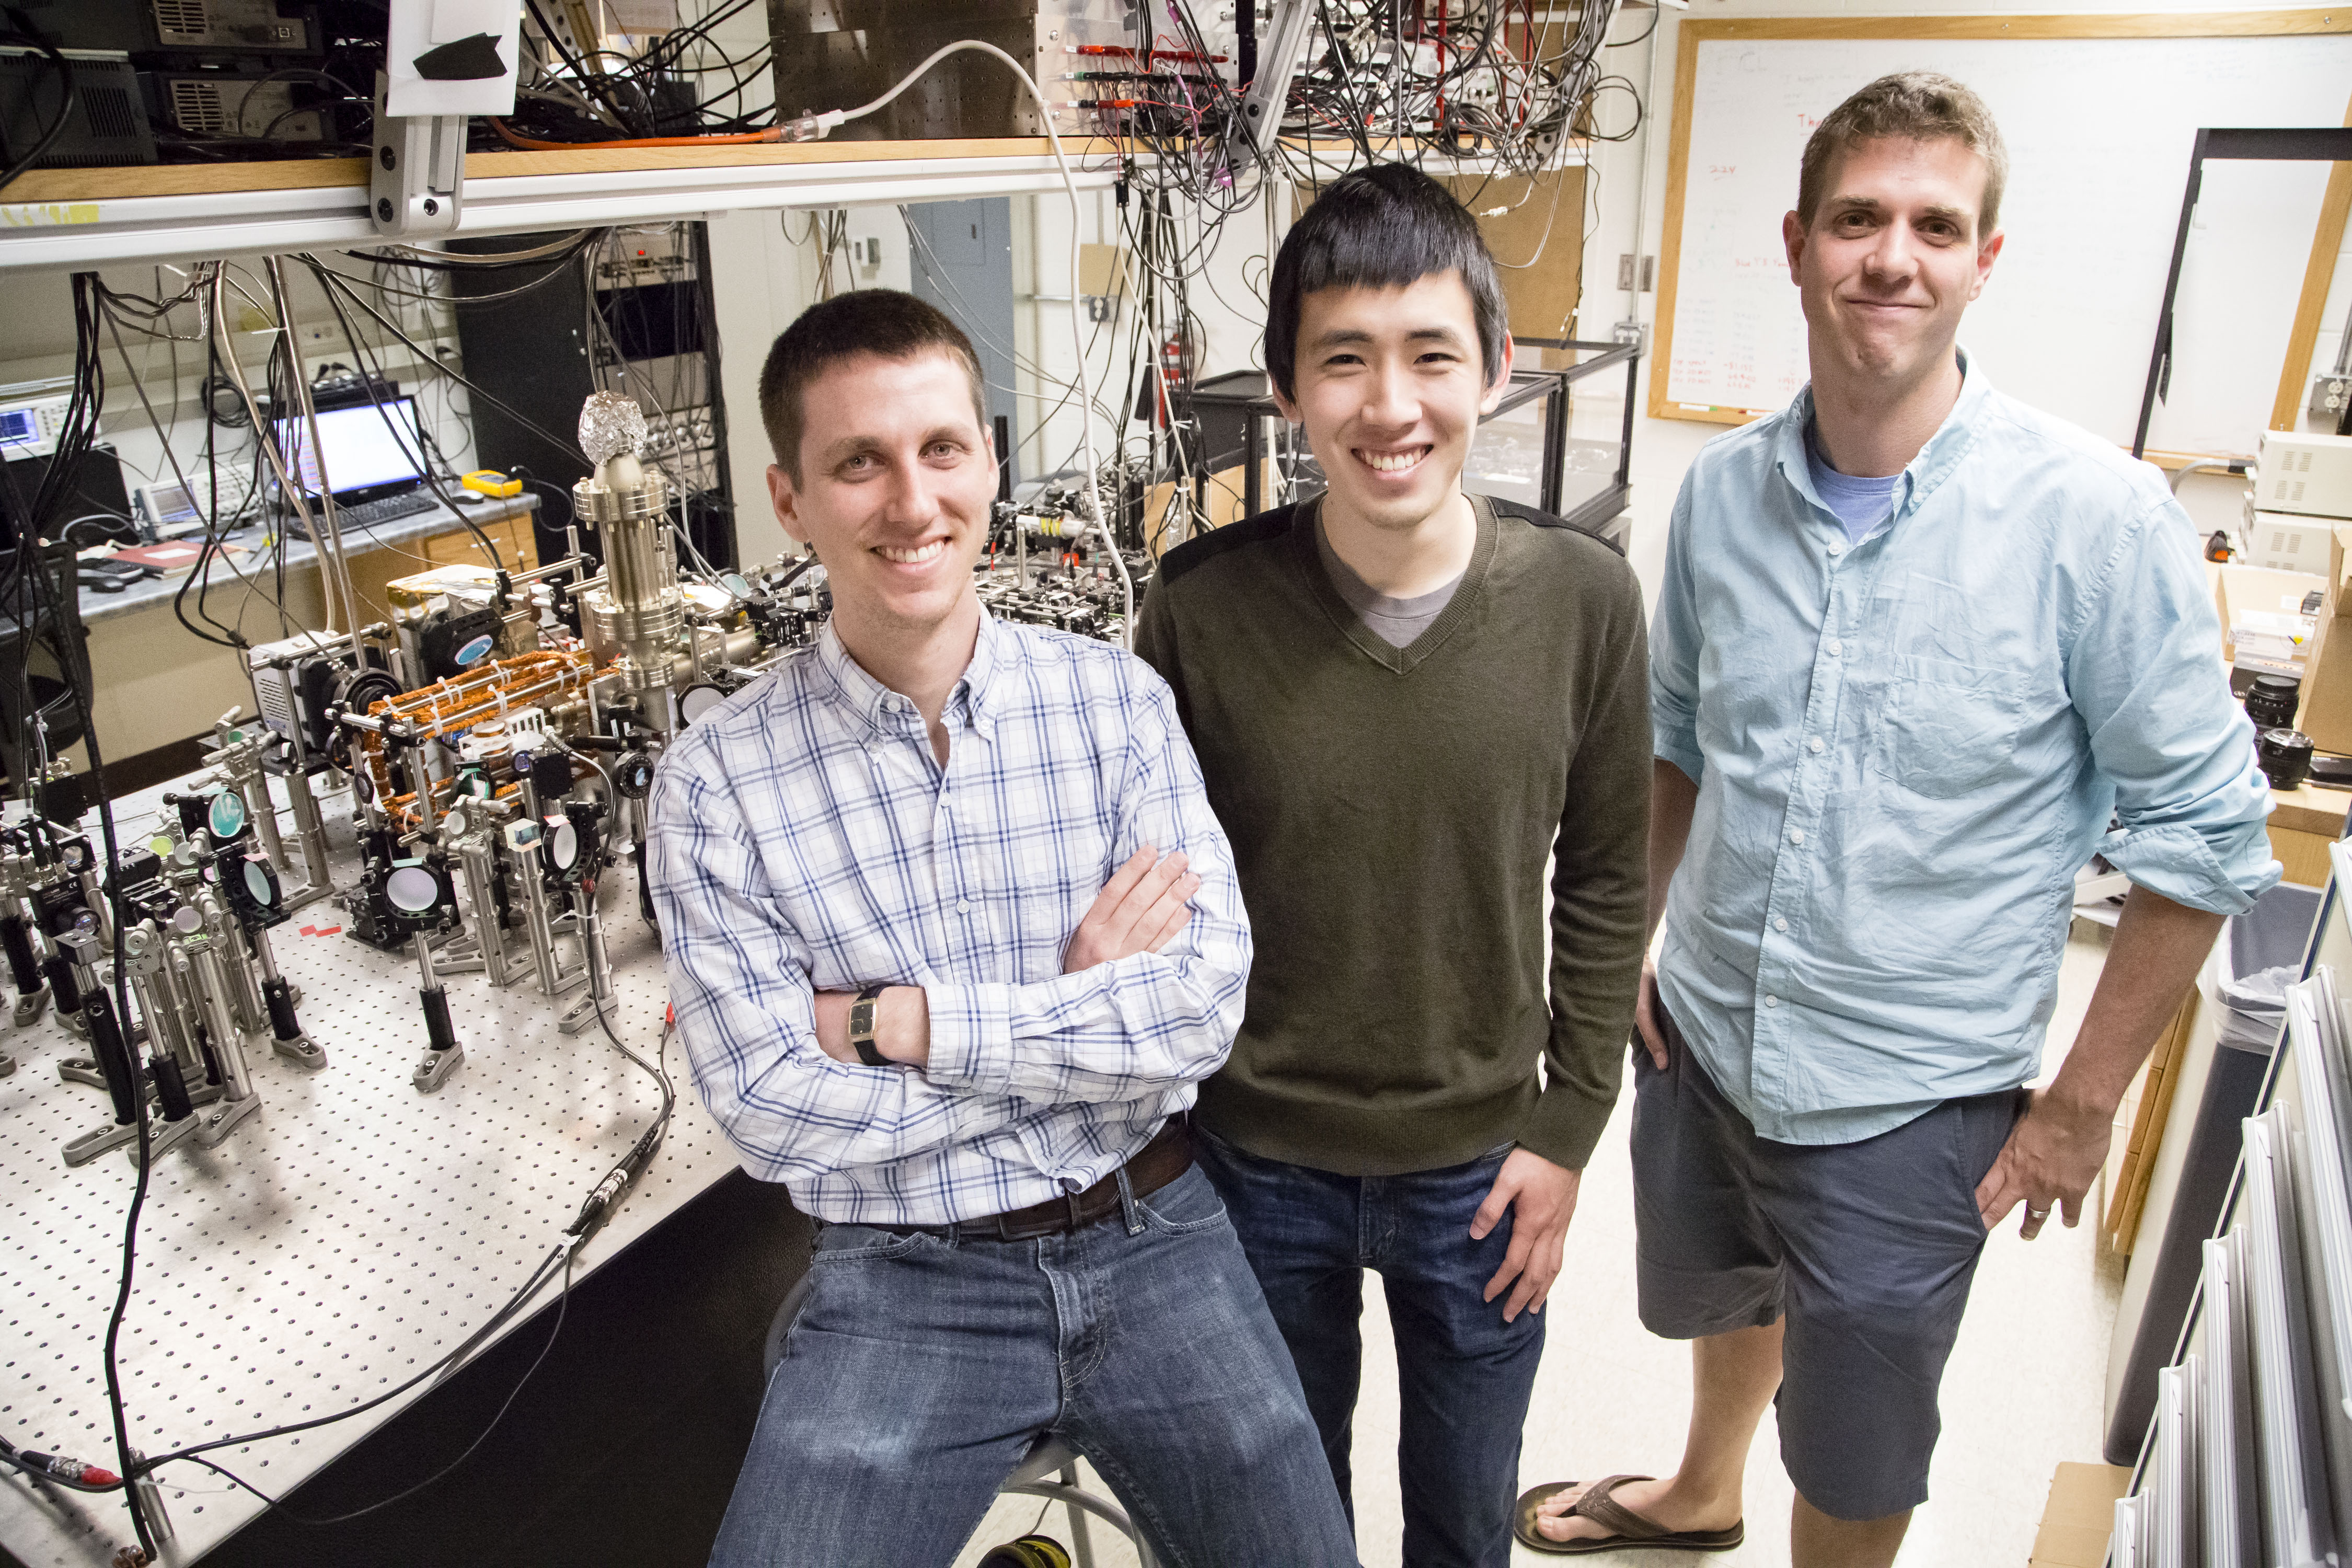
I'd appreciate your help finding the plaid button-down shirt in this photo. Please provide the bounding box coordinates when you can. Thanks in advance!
[647,612,1252,1225]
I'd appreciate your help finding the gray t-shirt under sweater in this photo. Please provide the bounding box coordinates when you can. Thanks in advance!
[1313,512,1464,648]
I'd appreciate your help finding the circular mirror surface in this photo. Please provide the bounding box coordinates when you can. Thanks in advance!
[679,685,725,724]
[243,860,276,907]
[386,865,443,914]
[721,572,752,599]
[170,905,203,935]
[208,791,247,838]
[548,820,579,870]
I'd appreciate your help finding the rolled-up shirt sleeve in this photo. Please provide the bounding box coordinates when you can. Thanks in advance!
[1651,475,1706,785]
[2071,500,2280,915]
[650,749,999,1182]
[922,678,1252,1103]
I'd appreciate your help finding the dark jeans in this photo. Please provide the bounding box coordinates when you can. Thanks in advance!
[709,1166,1357,1568]
[1192,1126,1546,1568]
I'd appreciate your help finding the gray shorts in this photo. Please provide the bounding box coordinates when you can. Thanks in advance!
[1631,1003,2025,1521]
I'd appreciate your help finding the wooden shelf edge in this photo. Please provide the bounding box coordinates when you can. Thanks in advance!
[0,136,1128,206]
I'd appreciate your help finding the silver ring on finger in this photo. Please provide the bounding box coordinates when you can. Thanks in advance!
[2027,1206,2050,1220]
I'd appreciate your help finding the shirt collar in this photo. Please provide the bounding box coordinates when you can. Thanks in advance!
[1777,347,1990,530]
[813,609,1007,743]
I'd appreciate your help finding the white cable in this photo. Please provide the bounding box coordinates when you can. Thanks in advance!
[806,40,1134,644]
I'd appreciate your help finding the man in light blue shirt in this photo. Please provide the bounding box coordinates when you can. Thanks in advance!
[1519,73,2276,1565]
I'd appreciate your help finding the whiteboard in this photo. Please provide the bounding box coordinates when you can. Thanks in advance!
[1655,25,2352,458]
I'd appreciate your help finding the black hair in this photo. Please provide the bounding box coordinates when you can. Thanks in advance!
[1265,163,1509,402]
[757,290,986,482]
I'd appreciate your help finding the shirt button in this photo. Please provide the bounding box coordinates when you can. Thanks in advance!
[1789,827,1805,844]
[1765,994,1780,1008]
[1807,736,1825,754]
[957,898,973,914]
[1826,639,1843,657]
[1827,543,1845,557]
[1774,916,1789,932]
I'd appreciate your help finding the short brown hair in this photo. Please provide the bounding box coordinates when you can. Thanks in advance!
[1797,72,2009,239]
[757,290,988,482]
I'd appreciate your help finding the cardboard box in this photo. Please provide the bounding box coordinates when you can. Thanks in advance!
[2028,1462,2132,1568]
[2215,563,2322,666]
[2297,527,2352,753]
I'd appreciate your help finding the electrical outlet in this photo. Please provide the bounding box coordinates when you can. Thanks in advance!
[2312,373,2352,424]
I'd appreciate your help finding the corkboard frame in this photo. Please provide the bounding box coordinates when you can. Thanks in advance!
[1650,11,2352,464]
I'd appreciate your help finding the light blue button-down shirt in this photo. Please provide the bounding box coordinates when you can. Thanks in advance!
[648,612,1252,1223]
[1652,357,2279,1145]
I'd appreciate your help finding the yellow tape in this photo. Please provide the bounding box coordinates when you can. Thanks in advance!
[0,203,101,228]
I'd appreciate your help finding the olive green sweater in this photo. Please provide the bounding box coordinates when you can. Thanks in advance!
[1134,494,1651,1174]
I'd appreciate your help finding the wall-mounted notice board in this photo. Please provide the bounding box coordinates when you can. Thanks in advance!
[1652,13,2352,462]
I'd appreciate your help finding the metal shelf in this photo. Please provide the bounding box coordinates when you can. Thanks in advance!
[0,142,1124,272]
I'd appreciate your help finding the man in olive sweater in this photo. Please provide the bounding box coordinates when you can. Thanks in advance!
[1134,164,1651,1567]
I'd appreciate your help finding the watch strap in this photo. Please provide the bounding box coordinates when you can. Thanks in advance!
[848,982,890,1067]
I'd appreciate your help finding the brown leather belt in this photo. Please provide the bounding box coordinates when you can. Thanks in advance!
[944,1118,1193,1242]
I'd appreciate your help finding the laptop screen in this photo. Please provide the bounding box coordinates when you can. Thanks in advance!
[276,397,426,501]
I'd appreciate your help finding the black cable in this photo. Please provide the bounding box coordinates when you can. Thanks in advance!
[0,9,79,197]
[521,0,651,132]
[10,270,161,1560]
[304,264,506,570]
[160,1246,579,1526]
[127,1240,571,1482]
[302,259,589,466]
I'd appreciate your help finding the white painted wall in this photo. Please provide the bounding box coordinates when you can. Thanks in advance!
[1565,0,2352,607]
[0,260,473,534]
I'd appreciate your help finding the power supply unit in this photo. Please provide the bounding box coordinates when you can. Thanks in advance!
[146,66,338,142]
[0,53,156,169]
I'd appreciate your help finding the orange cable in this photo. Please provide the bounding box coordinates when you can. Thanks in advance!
[490,118,783,151]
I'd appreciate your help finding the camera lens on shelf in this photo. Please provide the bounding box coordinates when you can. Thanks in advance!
[2245,673,2301,730]
[2257,727,2316,791]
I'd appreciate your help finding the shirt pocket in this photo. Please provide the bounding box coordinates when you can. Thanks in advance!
[1873,654,2028,799]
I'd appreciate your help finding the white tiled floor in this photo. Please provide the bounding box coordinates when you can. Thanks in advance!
[949,925,2125,1568]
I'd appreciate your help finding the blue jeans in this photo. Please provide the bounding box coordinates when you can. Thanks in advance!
[708,1165,1358,1568]
[1192,1128,1546,1568]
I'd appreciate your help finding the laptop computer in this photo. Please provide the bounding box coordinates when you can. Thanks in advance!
[273,396,431,522]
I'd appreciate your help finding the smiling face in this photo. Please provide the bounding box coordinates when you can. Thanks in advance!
[1273,271,1511,537]
[766,348,995,644]
[1785,134,2003,396]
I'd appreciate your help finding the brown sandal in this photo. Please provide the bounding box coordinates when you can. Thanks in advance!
[1512,1474,1746,1555]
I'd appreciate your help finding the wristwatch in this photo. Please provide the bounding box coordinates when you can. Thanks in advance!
[847,983,891,1067]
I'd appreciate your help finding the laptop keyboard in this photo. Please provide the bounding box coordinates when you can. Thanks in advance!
[334,490,440,530]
